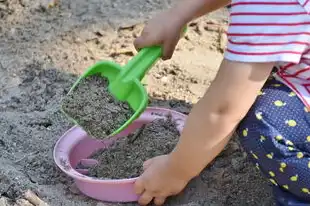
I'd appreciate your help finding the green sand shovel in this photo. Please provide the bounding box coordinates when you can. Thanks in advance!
[64,27,187,137]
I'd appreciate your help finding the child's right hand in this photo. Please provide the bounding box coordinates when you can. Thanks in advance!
[134,10,185,60]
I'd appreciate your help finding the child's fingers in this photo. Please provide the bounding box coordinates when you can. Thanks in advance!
[134,28,161,51]
[154,196,166,206]
[133,36,145,51]
[162,39,177,60]
[138,191,154,206]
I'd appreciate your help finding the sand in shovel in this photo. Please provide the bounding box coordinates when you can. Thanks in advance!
[62,75,135,138]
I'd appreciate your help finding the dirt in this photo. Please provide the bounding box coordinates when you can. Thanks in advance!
[88,116,179,179]
[62,75,134,138]
[0,0,274,205]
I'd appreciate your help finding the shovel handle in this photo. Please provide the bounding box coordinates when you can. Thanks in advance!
[122,26,187,81]
[122,46,161,81]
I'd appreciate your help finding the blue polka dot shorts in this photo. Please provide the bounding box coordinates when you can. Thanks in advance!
[236,76,310,206]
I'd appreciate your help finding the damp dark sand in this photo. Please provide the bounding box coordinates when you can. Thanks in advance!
[88,116,179,179]
[62,75,134,138]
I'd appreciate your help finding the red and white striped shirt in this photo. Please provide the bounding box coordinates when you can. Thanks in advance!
[224,0,310,109]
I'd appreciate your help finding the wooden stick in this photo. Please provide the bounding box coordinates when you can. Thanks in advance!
[23,190,49,206]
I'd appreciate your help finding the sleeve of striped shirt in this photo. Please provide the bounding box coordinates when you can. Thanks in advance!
[224,0,310,64]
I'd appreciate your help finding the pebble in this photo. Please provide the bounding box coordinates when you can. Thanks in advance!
[15,199,33,206]
[0,4,6,10]
[0,197,10,206]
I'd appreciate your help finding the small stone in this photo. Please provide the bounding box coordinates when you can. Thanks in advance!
[0,197,11,206]
[0,4,6,10]
[15,199,33,206]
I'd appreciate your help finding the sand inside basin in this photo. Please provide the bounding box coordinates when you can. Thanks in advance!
[87,115,180,179]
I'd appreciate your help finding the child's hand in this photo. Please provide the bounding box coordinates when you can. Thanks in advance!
[134,155,191,205]
[134,10,185,60]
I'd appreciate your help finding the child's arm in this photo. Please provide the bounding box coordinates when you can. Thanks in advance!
[170,0,231,23]
[169,60,274,178]
[135,59,274,206]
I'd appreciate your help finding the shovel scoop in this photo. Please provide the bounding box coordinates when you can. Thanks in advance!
[64,46,162,137]
[64,27,187,137]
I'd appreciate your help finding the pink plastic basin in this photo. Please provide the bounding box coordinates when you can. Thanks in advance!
[53,107,187,203]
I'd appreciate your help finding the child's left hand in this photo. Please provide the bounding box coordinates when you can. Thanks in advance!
[134,155,191,205]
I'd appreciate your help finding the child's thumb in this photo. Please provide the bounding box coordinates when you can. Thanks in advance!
[133,36,146,51]
[134,32,161,51]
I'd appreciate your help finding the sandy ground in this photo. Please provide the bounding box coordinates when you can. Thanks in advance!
[0,0,274,205]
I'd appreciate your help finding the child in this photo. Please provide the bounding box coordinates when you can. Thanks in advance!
[133,0,310,205]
